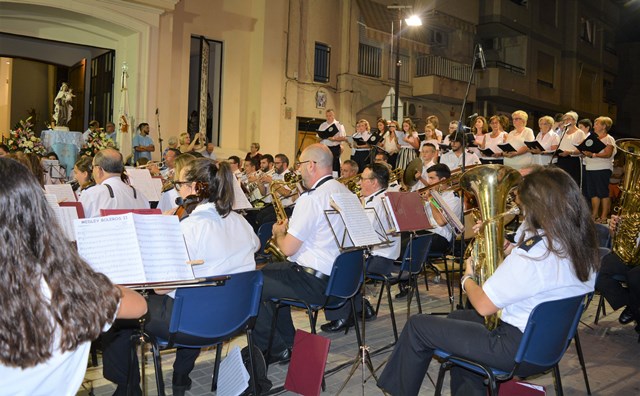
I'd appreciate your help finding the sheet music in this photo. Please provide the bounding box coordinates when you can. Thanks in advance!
[126,168,161,201]
[431,190,464,235]
[45,184,77,202]
[75,214,147,284]
[331,193,383,247]
[44,193,67,239]
[131,214,194,282]
[59,206,80,241]
[217,346,250,396]
[232,177,252,210]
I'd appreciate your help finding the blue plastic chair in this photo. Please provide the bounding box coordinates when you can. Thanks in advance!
[265,249,366,362]
[255,221,275,264]
[367,234,433,342]
[132,271,264,396]
[433,293,589,396]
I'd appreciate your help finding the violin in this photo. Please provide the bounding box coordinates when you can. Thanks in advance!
[173,195,201,221]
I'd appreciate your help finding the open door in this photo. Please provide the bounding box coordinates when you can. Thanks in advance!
[68,59,86,132]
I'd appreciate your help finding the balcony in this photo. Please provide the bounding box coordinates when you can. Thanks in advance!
[413,55,476,102]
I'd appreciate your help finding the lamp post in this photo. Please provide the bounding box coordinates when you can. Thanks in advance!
[388,5,422,122]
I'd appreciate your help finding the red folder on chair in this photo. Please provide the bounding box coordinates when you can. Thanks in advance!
[284,329,331,396]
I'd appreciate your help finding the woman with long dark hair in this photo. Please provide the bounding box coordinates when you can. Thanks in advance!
[378,166,599,395]
[0,157,147,394]
[103,158,259,396]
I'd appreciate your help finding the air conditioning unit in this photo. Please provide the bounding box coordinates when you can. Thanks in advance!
[403,101,418,118]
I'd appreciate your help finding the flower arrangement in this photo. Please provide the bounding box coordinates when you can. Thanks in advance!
[5,117,47,155]
[81,130,116,157]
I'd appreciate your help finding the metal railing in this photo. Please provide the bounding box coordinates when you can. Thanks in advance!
[415,55,472,82]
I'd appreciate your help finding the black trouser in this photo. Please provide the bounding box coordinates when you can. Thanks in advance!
[102,294,200,386]
[377,310,522,396]
[596,252,640,321]
[556,156,582,188]
[253,261,329,353]
[328,145,341,173]
[324,255,395,321]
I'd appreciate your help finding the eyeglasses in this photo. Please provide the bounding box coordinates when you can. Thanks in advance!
[173,181,191,189]
[513,117,524,121]
[274,161,283,165]
[295,160,316,168]
[389,125,397,128]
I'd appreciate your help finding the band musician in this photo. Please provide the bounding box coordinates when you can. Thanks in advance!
[252,144,350,362]
[439,133,481,172]
[255,153,299,227]
[411,143,438,192]
[421,163,462,255]
[80,148,150,218]
[321,163,401,332]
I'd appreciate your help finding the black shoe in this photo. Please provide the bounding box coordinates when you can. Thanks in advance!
[320,318,354,332]
[619,306,635,325]
[364,299,377,321]
[395,288,408,300]
[112,385,142,396]
[267,347,292,365]
[172,373,192,396]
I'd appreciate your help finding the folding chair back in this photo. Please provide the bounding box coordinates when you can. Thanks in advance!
[169,270,264,346]
[399,234,433,275]
[324,249,365,302]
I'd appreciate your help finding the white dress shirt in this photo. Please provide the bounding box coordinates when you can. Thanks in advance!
[80,176,150,218]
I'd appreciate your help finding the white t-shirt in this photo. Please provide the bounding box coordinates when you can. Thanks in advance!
[483,233,596,332]
[287,176,349,275]
[584,134,616,171]
[482,132,507,159]
[558,129,586,155]
[0,281,115,395]
[180,202,259,277]
[80,176,150,218]
[532,130,560,165]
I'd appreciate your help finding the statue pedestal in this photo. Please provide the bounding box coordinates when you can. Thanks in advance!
[53,126,70,132]
[41,129,84,178]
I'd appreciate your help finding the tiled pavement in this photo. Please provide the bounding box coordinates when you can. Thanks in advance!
[80,274,640,395]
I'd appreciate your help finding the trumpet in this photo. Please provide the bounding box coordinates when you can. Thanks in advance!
[136,160,165,169]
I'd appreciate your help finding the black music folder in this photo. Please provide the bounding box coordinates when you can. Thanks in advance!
[524,140,546,151]
[479,147,496,157]
[575,133,606,154]
[497,143,517,153]
[317,123,339,139]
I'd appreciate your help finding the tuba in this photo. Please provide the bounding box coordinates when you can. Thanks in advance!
[612,139,640,266]
[460,165,522,330]
[263,180,295,262]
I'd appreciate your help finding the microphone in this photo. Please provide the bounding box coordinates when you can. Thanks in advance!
[155,108,159,115]
[478,44,487,70]
[563,123,572,128]
[467,113,478,119]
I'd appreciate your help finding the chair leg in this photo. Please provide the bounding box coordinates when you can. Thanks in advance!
[423,261,430,291]
[148,339,165,396]
[210,344,223,392]
[552,364,564,396]
[573,332,592,395]
[311,308,318,334]
[434,361,451,396]
[375,281,385,315]
[246,331,259,396]
[594,294,605,325]
[442,257,454,311]
[413,277,423,314]
[386,281,398,342]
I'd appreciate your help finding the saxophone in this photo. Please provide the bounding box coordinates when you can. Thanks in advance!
[264,180,295,262]
[612,139,640,266]
[460,164,522,330]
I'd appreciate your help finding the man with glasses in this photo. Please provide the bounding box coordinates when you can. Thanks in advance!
[79,148,150,218]
[227,155,242,179]
[252,144,350,362]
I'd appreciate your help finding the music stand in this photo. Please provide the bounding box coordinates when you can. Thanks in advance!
[324,196,390,394]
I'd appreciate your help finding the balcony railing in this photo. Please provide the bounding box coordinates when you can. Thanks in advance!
[415,55,472,83]
[486,60,525,75]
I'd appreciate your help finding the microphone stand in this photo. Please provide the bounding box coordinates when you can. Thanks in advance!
[548,123,571,165]
[296,118,315,161]
[156,109,163,159]
[452,43,480,309]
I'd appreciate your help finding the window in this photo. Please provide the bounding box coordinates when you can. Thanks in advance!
[537,51,555,88]
[580,18,595,46]
[314,42,331,83]
[604,29,616,54]
[358,43,382,77]
[603,75,615,104]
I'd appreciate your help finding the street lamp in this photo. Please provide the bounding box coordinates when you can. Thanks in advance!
[388,5,422,122]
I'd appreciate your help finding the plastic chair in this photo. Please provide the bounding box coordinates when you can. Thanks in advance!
[368,234,433,342]
[130,271,264,396]
[265,249,366,362]
[433,293,589,396]
[255,221,275,265]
